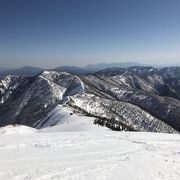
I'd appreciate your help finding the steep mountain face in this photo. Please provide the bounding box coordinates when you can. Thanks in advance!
[0,67,179,133]
[93,67,180,130]
[0,75,27,104]
[0,71,84,127]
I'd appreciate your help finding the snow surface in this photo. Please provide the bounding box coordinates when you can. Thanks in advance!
[35,105,107,131]
[39,105,107,132]
[0,123,180,180]
[0,125,36,135]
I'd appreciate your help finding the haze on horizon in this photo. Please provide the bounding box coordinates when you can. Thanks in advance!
[0,0,180,68]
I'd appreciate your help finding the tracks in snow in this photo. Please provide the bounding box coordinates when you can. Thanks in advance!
[0,131,180,180]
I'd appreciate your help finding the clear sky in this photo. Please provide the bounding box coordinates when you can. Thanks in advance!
[0,0,180,68]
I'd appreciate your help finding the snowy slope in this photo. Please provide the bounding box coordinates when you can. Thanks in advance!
[0,126,179,180]
[38,105,108,132]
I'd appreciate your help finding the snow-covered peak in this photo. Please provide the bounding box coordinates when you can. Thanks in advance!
[41,70,71,77]
[39,70,85,97]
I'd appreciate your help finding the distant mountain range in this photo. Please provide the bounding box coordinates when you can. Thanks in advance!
[1,62,180,78]
[0,66,43,77]
[0,66,180,133]
[85,62,143,70]
[0,62,146,77]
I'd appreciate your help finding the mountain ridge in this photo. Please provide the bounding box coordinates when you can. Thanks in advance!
[0,66,179,133]
[2,62,178,77]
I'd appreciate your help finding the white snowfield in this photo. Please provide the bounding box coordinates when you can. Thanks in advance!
[0,121,180,180]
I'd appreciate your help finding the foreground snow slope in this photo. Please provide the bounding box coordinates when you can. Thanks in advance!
[0,126,180,180]
[0,125,36,135]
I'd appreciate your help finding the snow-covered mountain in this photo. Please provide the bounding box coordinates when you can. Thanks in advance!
[0,66,179,133]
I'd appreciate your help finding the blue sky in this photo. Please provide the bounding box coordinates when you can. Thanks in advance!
[0,0,180,68]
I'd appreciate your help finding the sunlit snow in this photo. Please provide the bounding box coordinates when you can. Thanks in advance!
[0,121,179,180]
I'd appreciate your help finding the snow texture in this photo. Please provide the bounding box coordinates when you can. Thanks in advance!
[0,125,36,135]
[0,124,179,180]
